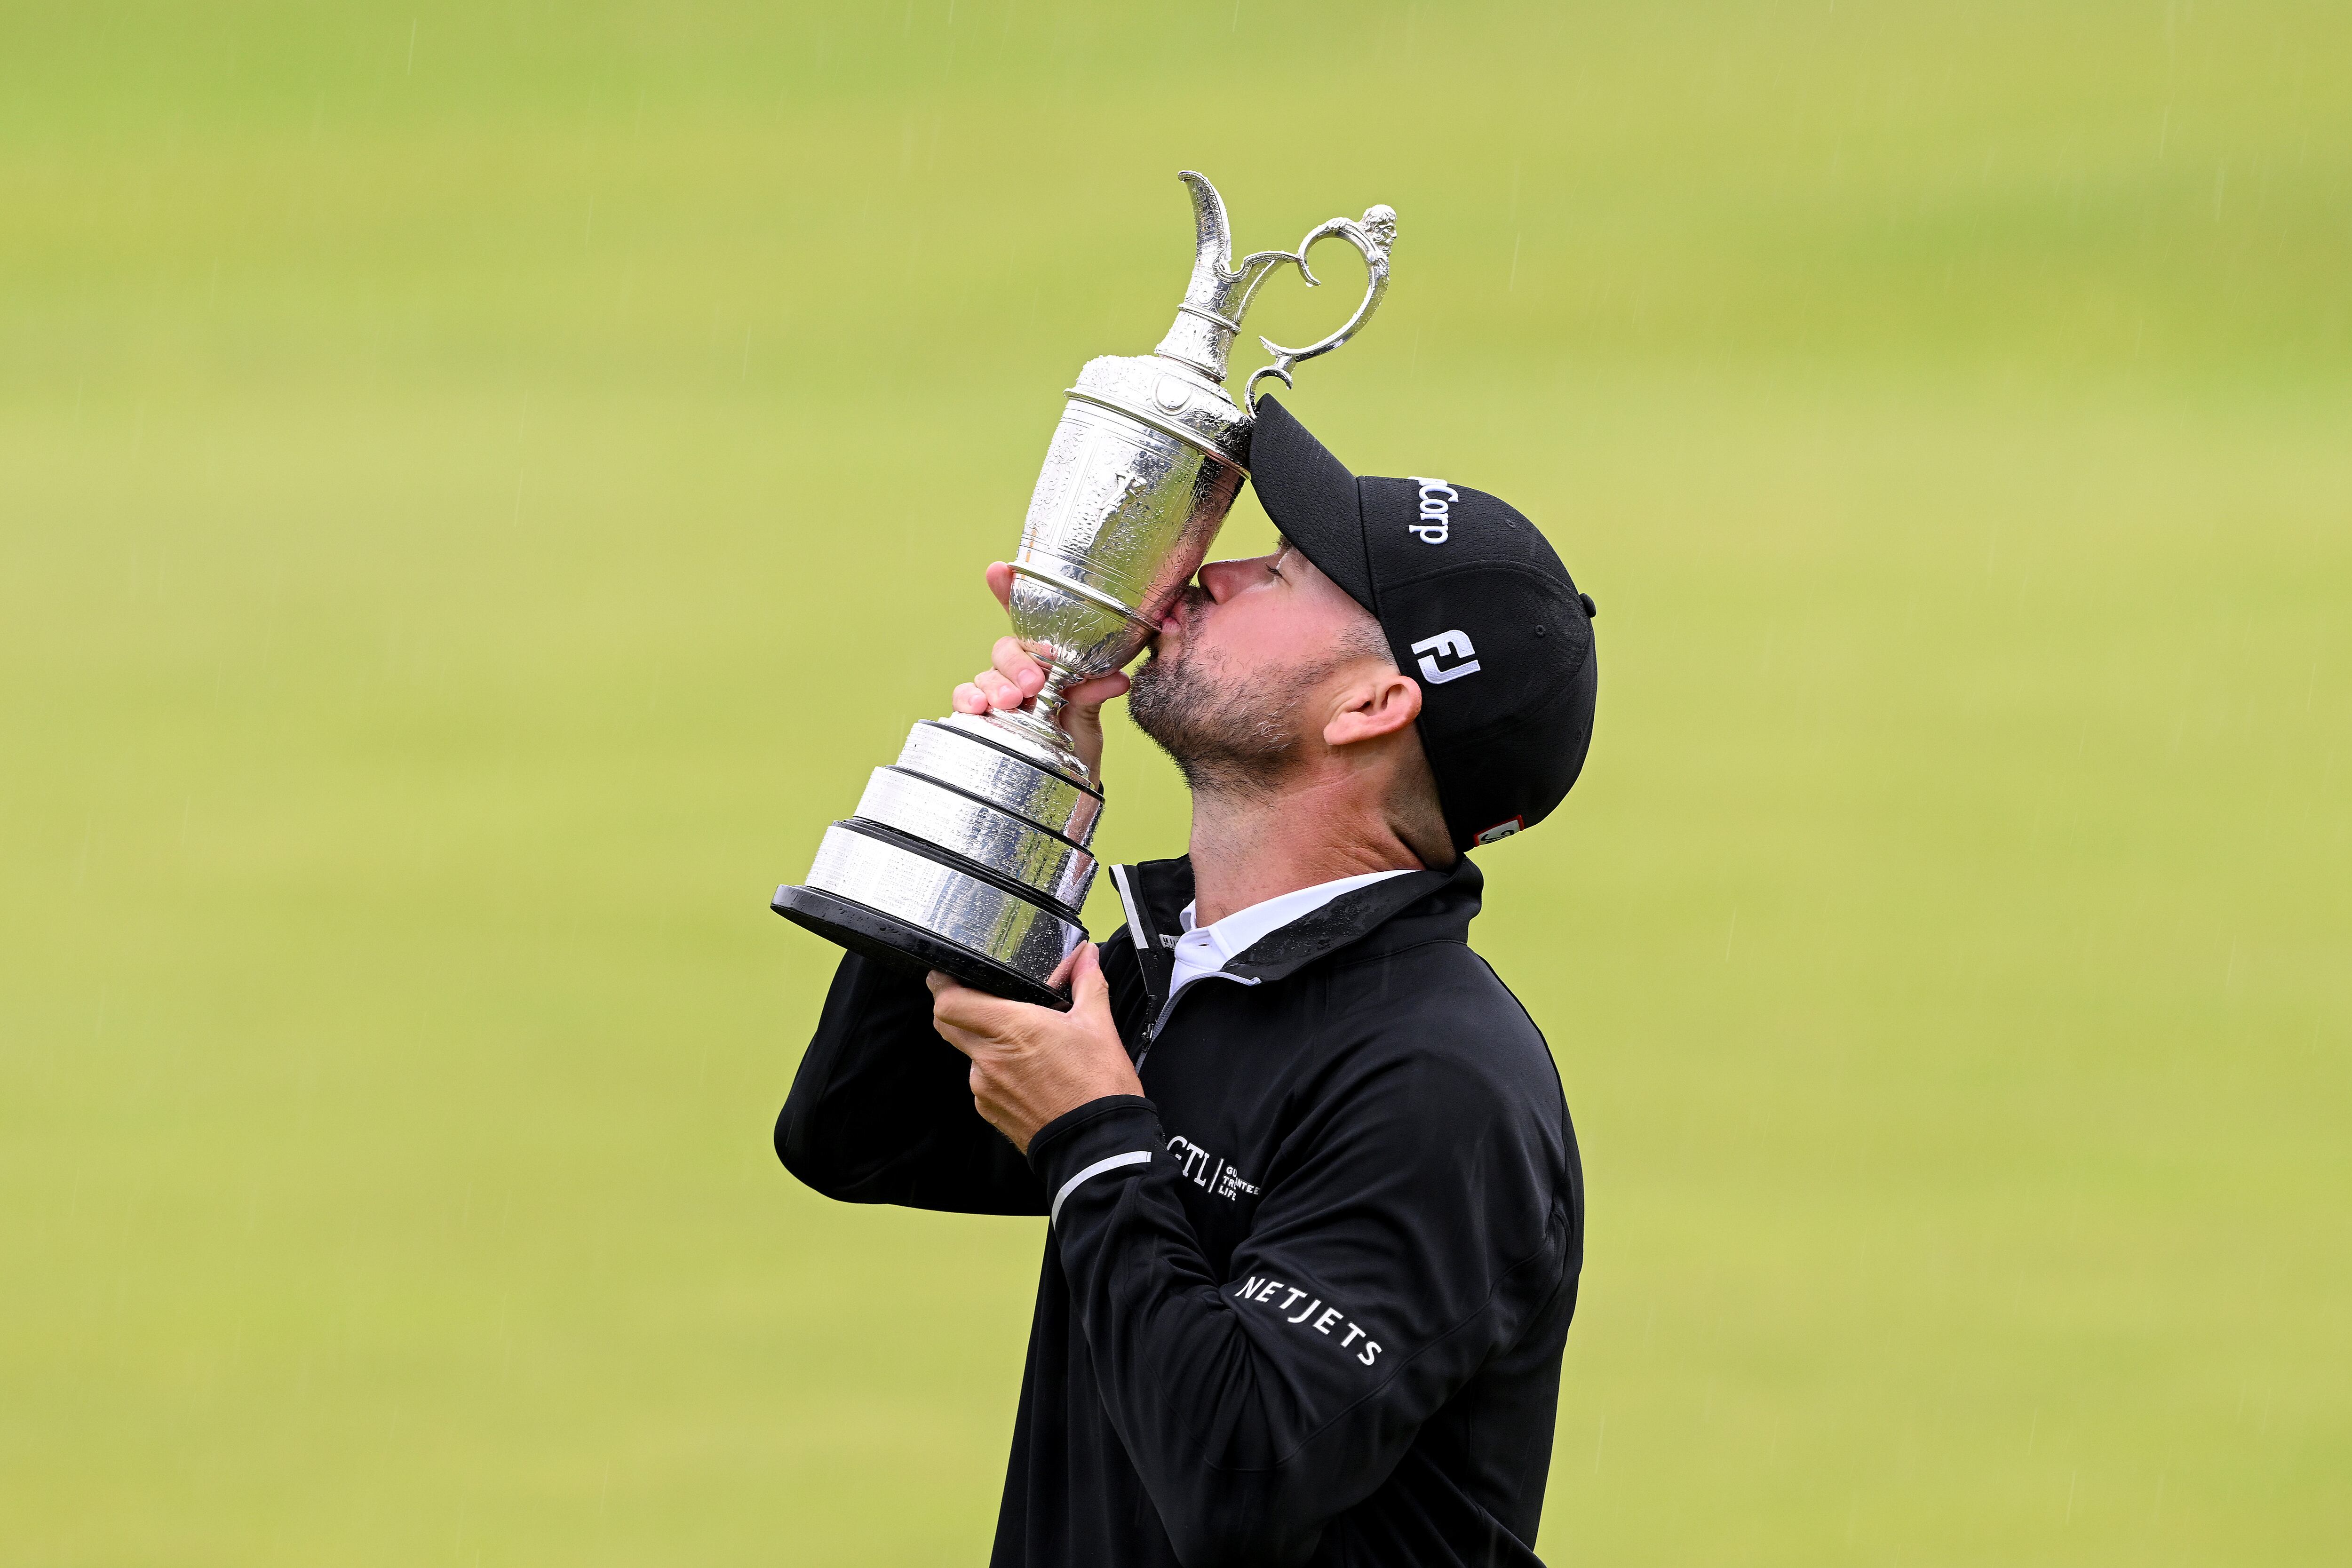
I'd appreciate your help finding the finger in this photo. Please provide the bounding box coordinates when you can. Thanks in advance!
[984,562,1015,611]
[977,669,1025,710]
[991,637,1046,699]
[951,680,990,715]
[926,973,986,1058]
[932,978,1027,1038]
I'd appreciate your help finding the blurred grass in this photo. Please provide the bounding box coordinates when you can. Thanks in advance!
[2,0,2347,1563]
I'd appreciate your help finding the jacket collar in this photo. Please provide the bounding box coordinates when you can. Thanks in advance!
[1108,854,1484,1017]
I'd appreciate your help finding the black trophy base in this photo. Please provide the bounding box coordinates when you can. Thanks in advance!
[771,883,1072,1010]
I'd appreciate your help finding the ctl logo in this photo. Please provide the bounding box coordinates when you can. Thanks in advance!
[1166,1134,1260,1203]
[1408,477,1457,544]
[1411,629,1481,685]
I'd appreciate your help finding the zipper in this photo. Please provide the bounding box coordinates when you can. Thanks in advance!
[1107,864,1172,1060]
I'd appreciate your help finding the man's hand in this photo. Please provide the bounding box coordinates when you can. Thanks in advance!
[928,945,1142,1156]
[951,562,1131,780]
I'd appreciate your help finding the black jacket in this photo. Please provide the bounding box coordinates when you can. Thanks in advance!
[776,854,1583,1567]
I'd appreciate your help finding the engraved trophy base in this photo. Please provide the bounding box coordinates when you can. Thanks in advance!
[772,712,1102,1010]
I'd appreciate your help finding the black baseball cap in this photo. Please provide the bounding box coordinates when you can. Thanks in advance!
[1248,396,1599,853]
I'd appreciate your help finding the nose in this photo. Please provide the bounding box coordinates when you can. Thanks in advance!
[1196,552,1273,604]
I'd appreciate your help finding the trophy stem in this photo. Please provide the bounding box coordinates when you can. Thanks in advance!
[1029,667,1075,727]
[973,664,1095,787]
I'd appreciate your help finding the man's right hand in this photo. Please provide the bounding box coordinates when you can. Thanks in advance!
[951,562,1132,780]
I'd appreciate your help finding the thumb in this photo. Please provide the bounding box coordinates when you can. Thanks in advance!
[1070,942,1112,1019]
[1062,671,1131,712]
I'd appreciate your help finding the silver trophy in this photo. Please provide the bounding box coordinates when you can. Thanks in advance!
[773,171,1397,1005]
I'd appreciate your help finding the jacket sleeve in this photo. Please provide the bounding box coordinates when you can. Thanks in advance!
[1028,1047,1573,1567]
[774,951,1046,1215]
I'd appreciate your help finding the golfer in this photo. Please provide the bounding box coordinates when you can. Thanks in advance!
[778,398,1599,1566]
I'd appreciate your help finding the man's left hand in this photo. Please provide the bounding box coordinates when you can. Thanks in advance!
[928,944,1143,1155]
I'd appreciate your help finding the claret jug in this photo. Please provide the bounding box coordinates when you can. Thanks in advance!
[774,171,1397,1004]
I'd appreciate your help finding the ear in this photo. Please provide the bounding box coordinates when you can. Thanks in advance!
[1323,669,1423,748]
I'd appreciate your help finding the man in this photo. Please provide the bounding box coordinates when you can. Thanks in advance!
[777,397,1600,1566]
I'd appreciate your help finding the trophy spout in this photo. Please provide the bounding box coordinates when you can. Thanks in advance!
[1152,171,1296,382]
[1177,169,1239,309]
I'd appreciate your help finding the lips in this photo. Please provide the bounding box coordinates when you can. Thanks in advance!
[1148,587,1208,652]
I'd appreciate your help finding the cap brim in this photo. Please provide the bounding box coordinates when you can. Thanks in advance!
[1248,396,1377,613]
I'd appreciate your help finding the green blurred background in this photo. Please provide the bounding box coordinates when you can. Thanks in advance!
[3,0,2346,1561]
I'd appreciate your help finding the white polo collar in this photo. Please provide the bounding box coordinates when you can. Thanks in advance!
[1151,869,1414,1038]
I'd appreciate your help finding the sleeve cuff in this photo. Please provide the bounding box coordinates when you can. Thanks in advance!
[1028,1095,1161,1228]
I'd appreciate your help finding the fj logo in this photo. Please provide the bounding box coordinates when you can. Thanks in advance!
[1409,477,1457,544]
[1411,629,1482,685]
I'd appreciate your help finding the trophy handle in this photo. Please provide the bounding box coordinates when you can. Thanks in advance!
[1242,204,1398,413]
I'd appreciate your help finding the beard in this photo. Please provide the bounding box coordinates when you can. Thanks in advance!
[1127,593,1316,797]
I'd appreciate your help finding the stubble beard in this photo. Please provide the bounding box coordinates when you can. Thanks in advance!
[1128,597,1311,799]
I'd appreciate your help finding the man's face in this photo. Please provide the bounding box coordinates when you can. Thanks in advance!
[1128,540,1387,793]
